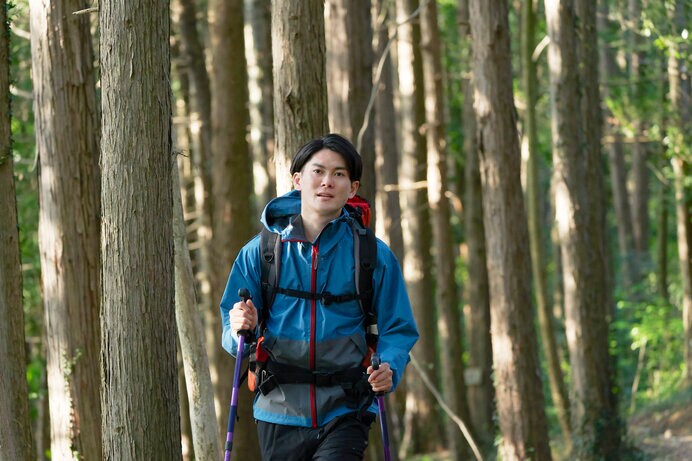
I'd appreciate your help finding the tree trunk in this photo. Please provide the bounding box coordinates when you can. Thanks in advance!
[325,0,376,206]
[545,0,622,458]
[373,0,404,263]
[522,0,572,449]
[667,0,692,386]
[208,0,259,457]
[458,0,494,446]
[656,172,669,301]
[245,0,275,206]
[598,1,637,289]
[174,160,220,460]
[174,0,215,325]
[100,0,181,458]
[628,0,650,262]
[420,1,471,459]
[29,0,102,458]
[576,0,624,455]
[0,3,35,454]
[395,0,440,456]
[272,0,329,194]
[469,0,553,459]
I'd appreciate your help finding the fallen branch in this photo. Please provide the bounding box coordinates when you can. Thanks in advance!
[409,354,483,461]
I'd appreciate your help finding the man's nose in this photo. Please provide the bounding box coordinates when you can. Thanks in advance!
[321,174,334,186]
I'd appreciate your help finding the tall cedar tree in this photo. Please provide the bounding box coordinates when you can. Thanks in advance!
[245,0,275,206]
[325,0,376,205]
[100,1,181,458]
[523,0,572,449]
[208,0,259,456]
[373,0,404,263]
[458,0,495,446]
[0,1,35,456]
[667,1,692,386]
[29,0,102,457]
[420,0,472,459]
[172,160,220,460]
[469,0,553,458]
[396,0,441,455]
[174,0,215,323]
[545,0,623,457]
[272,0,329,193]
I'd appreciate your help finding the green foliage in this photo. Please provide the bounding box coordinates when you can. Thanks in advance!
[611,291,685,411]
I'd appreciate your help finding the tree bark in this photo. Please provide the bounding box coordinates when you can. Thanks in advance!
[373,0,404,263]
[667,0,692,386]
[522,0,572,449]
[458,0,494,445]
[325,0,376,205]
[245,0,275,206]
[272,0,329,194]
[420,1,471,459]
[29,0,102,458]
[469,0,553,459]
[628,0,650,261]
[577,0,624,455]
[0,2,35,455]
[395,0,441,456]
[208,0,259,457]
[545,0,622,457]
[174,160,220,460]
[174,0,215,325]
[100,0,181,458]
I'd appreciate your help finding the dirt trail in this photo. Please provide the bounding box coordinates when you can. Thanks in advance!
[628,399,692,460]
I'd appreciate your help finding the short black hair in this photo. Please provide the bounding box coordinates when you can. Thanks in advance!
[290,133,363,182]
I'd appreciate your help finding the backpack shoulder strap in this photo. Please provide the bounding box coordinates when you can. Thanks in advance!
[259,228,282,323]
[352,221,378,347]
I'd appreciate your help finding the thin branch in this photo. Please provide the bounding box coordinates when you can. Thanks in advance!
[72,7,98,15]
[409,354,484,461]
[10,25,31,40]
[532,35,550,62]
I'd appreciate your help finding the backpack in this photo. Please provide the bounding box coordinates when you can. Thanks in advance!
[248,196,378,395]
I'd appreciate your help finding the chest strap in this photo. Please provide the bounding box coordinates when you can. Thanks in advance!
[261,283,372,306]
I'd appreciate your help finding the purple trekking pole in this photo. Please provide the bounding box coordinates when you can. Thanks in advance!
[371,354,391,461]
[224,288,253,461]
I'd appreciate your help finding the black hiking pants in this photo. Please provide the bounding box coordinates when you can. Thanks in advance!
[256,412,376,461]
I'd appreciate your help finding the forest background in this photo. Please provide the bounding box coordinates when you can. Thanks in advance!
[0,0,690,460]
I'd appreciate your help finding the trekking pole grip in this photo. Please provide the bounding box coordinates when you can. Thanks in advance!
[371,353,391,461]
[371,353,384,396]
[237,288,252,340]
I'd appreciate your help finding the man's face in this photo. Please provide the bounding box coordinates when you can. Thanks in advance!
[293,149,360,222]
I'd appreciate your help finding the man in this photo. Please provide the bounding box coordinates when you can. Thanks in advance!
[221,133,418,460]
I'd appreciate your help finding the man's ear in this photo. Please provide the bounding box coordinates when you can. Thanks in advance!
[293,172,302,190]
[349,180,360,198]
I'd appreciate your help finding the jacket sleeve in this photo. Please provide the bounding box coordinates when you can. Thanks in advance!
[219,234,263,358]
[372,240,419,391]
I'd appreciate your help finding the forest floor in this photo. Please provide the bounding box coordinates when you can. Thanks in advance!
[627,390,692,461]
[404,390,692,461]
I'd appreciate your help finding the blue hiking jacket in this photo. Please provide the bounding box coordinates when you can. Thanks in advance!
[220,190,418,428]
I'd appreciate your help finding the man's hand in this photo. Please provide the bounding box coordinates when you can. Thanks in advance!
[367,361,393,393]
[230,298,258,333]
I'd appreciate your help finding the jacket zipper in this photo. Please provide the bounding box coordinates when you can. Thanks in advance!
[310,242,318,428]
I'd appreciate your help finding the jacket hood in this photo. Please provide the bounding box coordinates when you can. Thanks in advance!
[261,190,355,240]
[261,190,302,233]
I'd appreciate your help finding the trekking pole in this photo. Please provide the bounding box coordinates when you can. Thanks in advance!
[371,354,391,461]
[224,288,253,461]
